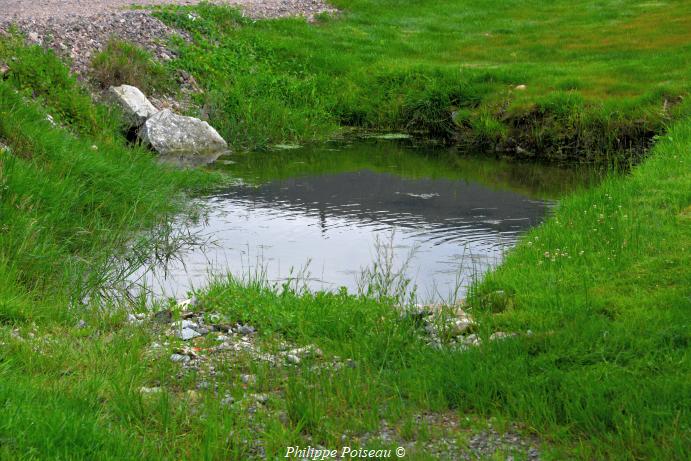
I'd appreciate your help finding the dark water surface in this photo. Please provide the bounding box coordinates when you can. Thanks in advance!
[135,139,597,301]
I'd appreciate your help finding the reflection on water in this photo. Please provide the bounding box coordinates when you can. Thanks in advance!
[133,139,598,301]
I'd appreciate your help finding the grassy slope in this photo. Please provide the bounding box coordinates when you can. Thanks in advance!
[0,36,215,315]
[155,0,691,158]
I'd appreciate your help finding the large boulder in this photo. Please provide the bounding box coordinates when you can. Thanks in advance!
[140,109,228,156]
[109,84,158,128]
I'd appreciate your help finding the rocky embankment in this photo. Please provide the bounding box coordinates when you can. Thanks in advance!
[0,0,336,76]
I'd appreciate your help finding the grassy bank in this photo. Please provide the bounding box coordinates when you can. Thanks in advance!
[2,113,687,459]
[0,2,689,459]
[0,36,215,319]
[148,0,691,160]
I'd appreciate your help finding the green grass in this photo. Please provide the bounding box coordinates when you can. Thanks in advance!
[0,36,214,318]
[90,39,175,95]
[2,114,685,458]
[150,0,691,159]
[125,114,687,459]
[0,2,689,459]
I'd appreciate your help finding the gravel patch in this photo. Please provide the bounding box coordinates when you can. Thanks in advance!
[357,414,542,460]
[0,1,336,22]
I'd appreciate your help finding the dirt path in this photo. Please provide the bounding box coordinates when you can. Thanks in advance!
[1,0,335,21]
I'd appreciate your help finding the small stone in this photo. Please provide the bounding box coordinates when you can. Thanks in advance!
[90,145,98,151]
[489,331,517,341]
[28,32,39,42]
[236,324,255,335]
[196,327,210,335]
[180,319,198,330]
[126,314,140,324]
[253,393,269,405]
[463,334,481,347]
[241,374,256,385]
[286,354,301,365]
[515,84,527,90]
[170,353,191,363]
[178,327,201,341]
[139,386,162,394]
[76,319,87,329]
[221,394,234,406]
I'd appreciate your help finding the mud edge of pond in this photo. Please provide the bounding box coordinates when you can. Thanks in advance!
[452,111,661,164]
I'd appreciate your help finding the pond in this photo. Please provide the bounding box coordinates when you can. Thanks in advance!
[131,138,598,302]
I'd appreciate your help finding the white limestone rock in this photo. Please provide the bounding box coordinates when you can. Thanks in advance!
[109,84,158,128]
[140,109,228,156]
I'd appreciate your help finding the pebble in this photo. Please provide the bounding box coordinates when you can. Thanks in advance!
[236,324,255,336]
[286,354,301,365]
[221,394,234,406]
[178,327,201,341]
[139,386,162,394]
[253,393,269,405]
[489,331,517,341]
[241,374,256,385]
[76,319,87,329]
[170,353,191,363]
[180,319,198,330]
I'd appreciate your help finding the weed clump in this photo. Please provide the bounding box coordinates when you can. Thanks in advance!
[90,39,173,95]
